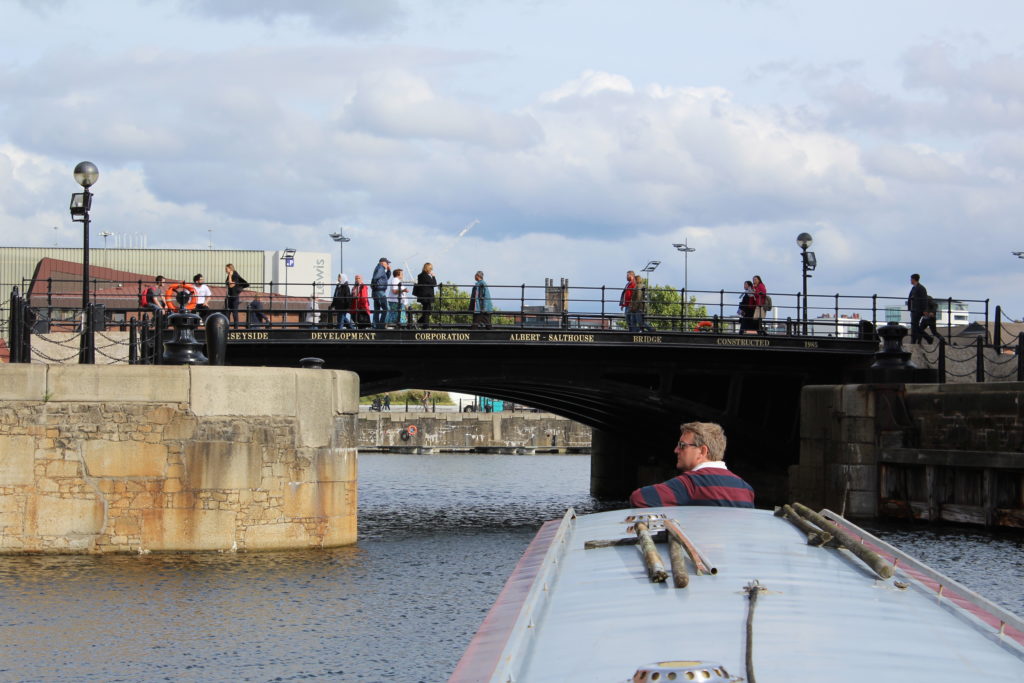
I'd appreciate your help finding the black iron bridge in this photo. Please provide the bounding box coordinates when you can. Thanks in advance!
[224,325,880,503]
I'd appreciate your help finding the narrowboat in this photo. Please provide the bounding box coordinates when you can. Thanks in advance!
[451,505,1024,682]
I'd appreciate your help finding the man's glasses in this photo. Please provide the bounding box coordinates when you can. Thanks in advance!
[676,441,699,450]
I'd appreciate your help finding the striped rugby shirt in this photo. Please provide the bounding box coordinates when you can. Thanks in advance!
[630,462,755,508]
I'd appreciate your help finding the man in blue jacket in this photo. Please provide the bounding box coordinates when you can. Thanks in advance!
[370,257,391,329]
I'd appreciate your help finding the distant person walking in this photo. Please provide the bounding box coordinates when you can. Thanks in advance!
[224,263,249,327]
[351,274,371,329]
[751,274,767,334]
[330,274,354,329]
[371,257,391,329]
[192,274,212,317]
[738,280,757,333]
[470,270,493,329]
[414,263,437,328]
[907,273,930,344]
[386,268,408,327]
[628,277,653,332]
[620,270,638,331]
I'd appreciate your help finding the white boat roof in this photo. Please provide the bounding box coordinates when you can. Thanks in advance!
[451,506,1024,683]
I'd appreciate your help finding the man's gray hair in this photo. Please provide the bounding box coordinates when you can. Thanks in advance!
[681,421,727,461]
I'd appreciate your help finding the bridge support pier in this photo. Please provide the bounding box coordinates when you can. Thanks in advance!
[591,429,675,500]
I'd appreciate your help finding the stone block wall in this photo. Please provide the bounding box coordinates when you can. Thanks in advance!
[792,384,878,516]
[358,411,591,449]
[903,383,1024,451]
[0,364,359,554]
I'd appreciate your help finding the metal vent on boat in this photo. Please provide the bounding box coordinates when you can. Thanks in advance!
[627,660,742,682]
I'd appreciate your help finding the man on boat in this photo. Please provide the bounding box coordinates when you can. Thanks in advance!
[629,422,755,508]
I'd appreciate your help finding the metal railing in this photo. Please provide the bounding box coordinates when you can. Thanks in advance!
[4,278,1012,366]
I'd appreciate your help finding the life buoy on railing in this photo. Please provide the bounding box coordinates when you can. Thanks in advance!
[695,320,713,332]
[407,424,418,436]
[399,429,410,441]
[165,282,198,312]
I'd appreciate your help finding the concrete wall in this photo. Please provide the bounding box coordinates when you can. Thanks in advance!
[0,364,359,553]
[358,411,591,449]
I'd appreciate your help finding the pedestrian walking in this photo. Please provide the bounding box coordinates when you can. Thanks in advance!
[370,257,391,328]
[907,273,930,344]
[352,274,372,329]
[470,270,493,329]
[224,263,249,327]
[620,270,638,331]
[414,263,437,328]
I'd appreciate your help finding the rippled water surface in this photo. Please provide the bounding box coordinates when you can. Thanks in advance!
[0,454,1020,682]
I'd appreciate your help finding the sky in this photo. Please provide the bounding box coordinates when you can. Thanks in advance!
[2,0,1024,318]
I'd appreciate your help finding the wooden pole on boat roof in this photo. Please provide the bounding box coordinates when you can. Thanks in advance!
[663,518,717,575]
[791,502,894,579]
[774,505,832,546]
[667,537,689,588]
[634,522,668,583]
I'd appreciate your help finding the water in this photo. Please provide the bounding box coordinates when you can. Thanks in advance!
[0,454,1020,682]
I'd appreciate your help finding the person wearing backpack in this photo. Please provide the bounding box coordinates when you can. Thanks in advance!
[141,276,167,315]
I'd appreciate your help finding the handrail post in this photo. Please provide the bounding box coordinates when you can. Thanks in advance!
[129,317,138,364]
[976,336,984,383]
[521,283,526,328]
[938,336,946,383]
[680,288,685,332]
[718,289,724,320]
[871,294,877,329]
[600,285,606,329]
[1018,333,1024,382]
[945,297,952,341]
[834,293,839,337]
[994,305,1002,350]
[984,298,989,334]
[796,292,803,335]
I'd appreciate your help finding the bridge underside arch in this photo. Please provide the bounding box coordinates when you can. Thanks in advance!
[226,335,873,505]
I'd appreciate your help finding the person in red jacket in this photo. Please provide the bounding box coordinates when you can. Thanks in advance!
[351,274,372,329]
[629,421,755,508]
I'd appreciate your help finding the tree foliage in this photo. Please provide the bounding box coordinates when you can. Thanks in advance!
[638,284,709,331]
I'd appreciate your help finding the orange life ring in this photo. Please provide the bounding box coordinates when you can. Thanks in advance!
[407,424,418,436]
[165,282,198,311]
[695,320,713,332]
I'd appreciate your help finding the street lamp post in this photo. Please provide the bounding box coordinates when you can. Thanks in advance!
[70,161,99,362]
[796,232,816,335]
[329,228,351,275]
[281,248,296,301]
[99,231,112,248]
[672,240,696,294]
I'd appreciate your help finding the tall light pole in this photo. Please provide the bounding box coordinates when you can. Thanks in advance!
[99,231,112,248]
[329,228,351,275]
[70,162,99,311]
[797,232,816,335]
[281,248,296,301]
[672,241,696,294]
[70,161,99,363]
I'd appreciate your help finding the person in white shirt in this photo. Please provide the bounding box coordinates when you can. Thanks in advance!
[192,274,213,317]
[386,268,408,328]
[305,295,321,327]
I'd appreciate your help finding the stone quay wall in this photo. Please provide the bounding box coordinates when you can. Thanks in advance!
[0,364,359,554]
[793,382,1024,519]
[358,411,591,449]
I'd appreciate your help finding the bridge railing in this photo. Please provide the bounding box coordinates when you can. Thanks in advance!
[4,278,1001,363]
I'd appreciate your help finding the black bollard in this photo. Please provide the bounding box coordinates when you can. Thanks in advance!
[869,323,936,383]
[205,313,229,366]
[299,357,325,369]
[162,312,209,365]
